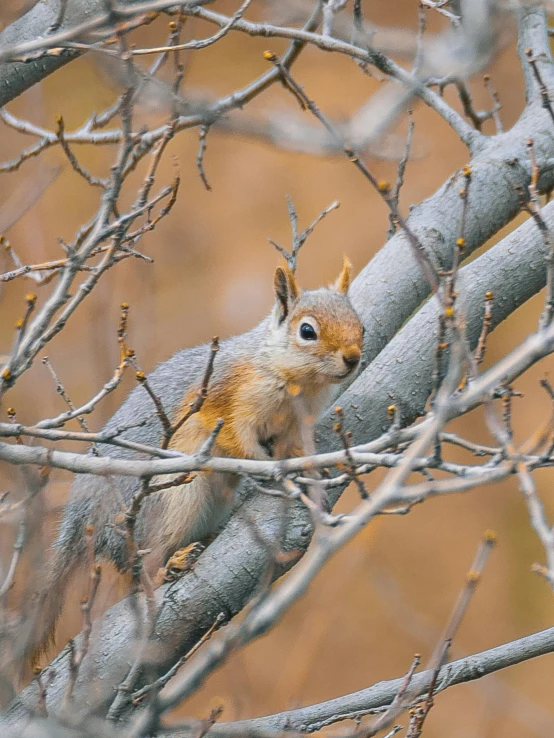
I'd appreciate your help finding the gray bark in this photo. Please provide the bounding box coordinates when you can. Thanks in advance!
[0,1,89,108]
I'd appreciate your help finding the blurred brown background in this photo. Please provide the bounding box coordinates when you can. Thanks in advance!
[1,1,554,735]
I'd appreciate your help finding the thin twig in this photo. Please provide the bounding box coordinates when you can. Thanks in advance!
[61,526,102,707]
[526,48,554,125]
[132,612,227,704]
[56,115,108,188]
[387,111,414,239]
[163,337,219,448]
[196,124,211,191]
[483,74,503,134]
[263,50,441,294]
[269,198,340,273]
[473,291,494,369]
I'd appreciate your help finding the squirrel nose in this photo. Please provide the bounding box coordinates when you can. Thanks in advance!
[342,347,361,370]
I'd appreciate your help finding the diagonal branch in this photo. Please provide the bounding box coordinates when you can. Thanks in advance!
[209,626,554,735]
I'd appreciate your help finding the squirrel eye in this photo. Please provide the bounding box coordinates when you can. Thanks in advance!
[299,322,317,341]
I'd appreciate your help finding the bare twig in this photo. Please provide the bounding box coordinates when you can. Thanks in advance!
[56,115,108,188]
[526,48,554,126]
[517,463,554,588]
[42,357,92,437]
[61,526,102,707]
[166,337,219,447]
[263,50,440,294]
[132,612,226,704]
[406,532,496,736]
[196,124,211,191]
[387,110,414,239]
[0,518,26,601]
[483,74,503,134]
[334,406,369,499]
[473,291,494,369]
[269,198,339,273]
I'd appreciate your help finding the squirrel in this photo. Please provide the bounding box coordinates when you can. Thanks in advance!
[27,258,364,661]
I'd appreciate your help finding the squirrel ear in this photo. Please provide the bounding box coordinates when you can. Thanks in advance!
[274,266,300,323]
[333,256,352,294]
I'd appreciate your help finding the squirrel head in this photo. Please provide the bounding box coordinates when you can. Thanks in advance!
[268,257,364,386]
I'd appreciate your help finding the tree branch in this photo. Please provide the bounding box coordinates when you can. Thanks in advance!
[208,627,554,735]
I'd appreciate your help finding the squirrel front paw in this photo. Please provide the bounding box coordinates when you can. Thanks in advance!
[156,541,206,584]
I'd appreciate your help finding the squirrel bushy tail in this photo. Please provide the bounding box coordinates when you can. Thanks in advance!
[23,515,88,667]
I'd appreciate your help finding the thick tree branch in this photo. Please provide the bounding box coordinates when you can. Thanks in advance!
[0,0,143,107]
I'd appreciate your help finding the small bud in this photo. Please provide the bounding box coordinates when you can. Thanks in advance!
[485,291,494,301]
[377,179,391,194]
[7,407,15,417]
[168,21,178,31]
[15,319,23,329]
[85,524,94,535]
[135,371,145,381]
[26,292,37,305]
[466,570,481,583]
[462,165,471,177]
[263,50,276,61]
[125,348,135,358]
[2,367,11,382]
[483,529,497,545]
[33,666,42,676]
[121,302,129,310]
[387,404,396,416]
[456,238,465,249]
[445,306,455,318]
[483,74,490,82]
